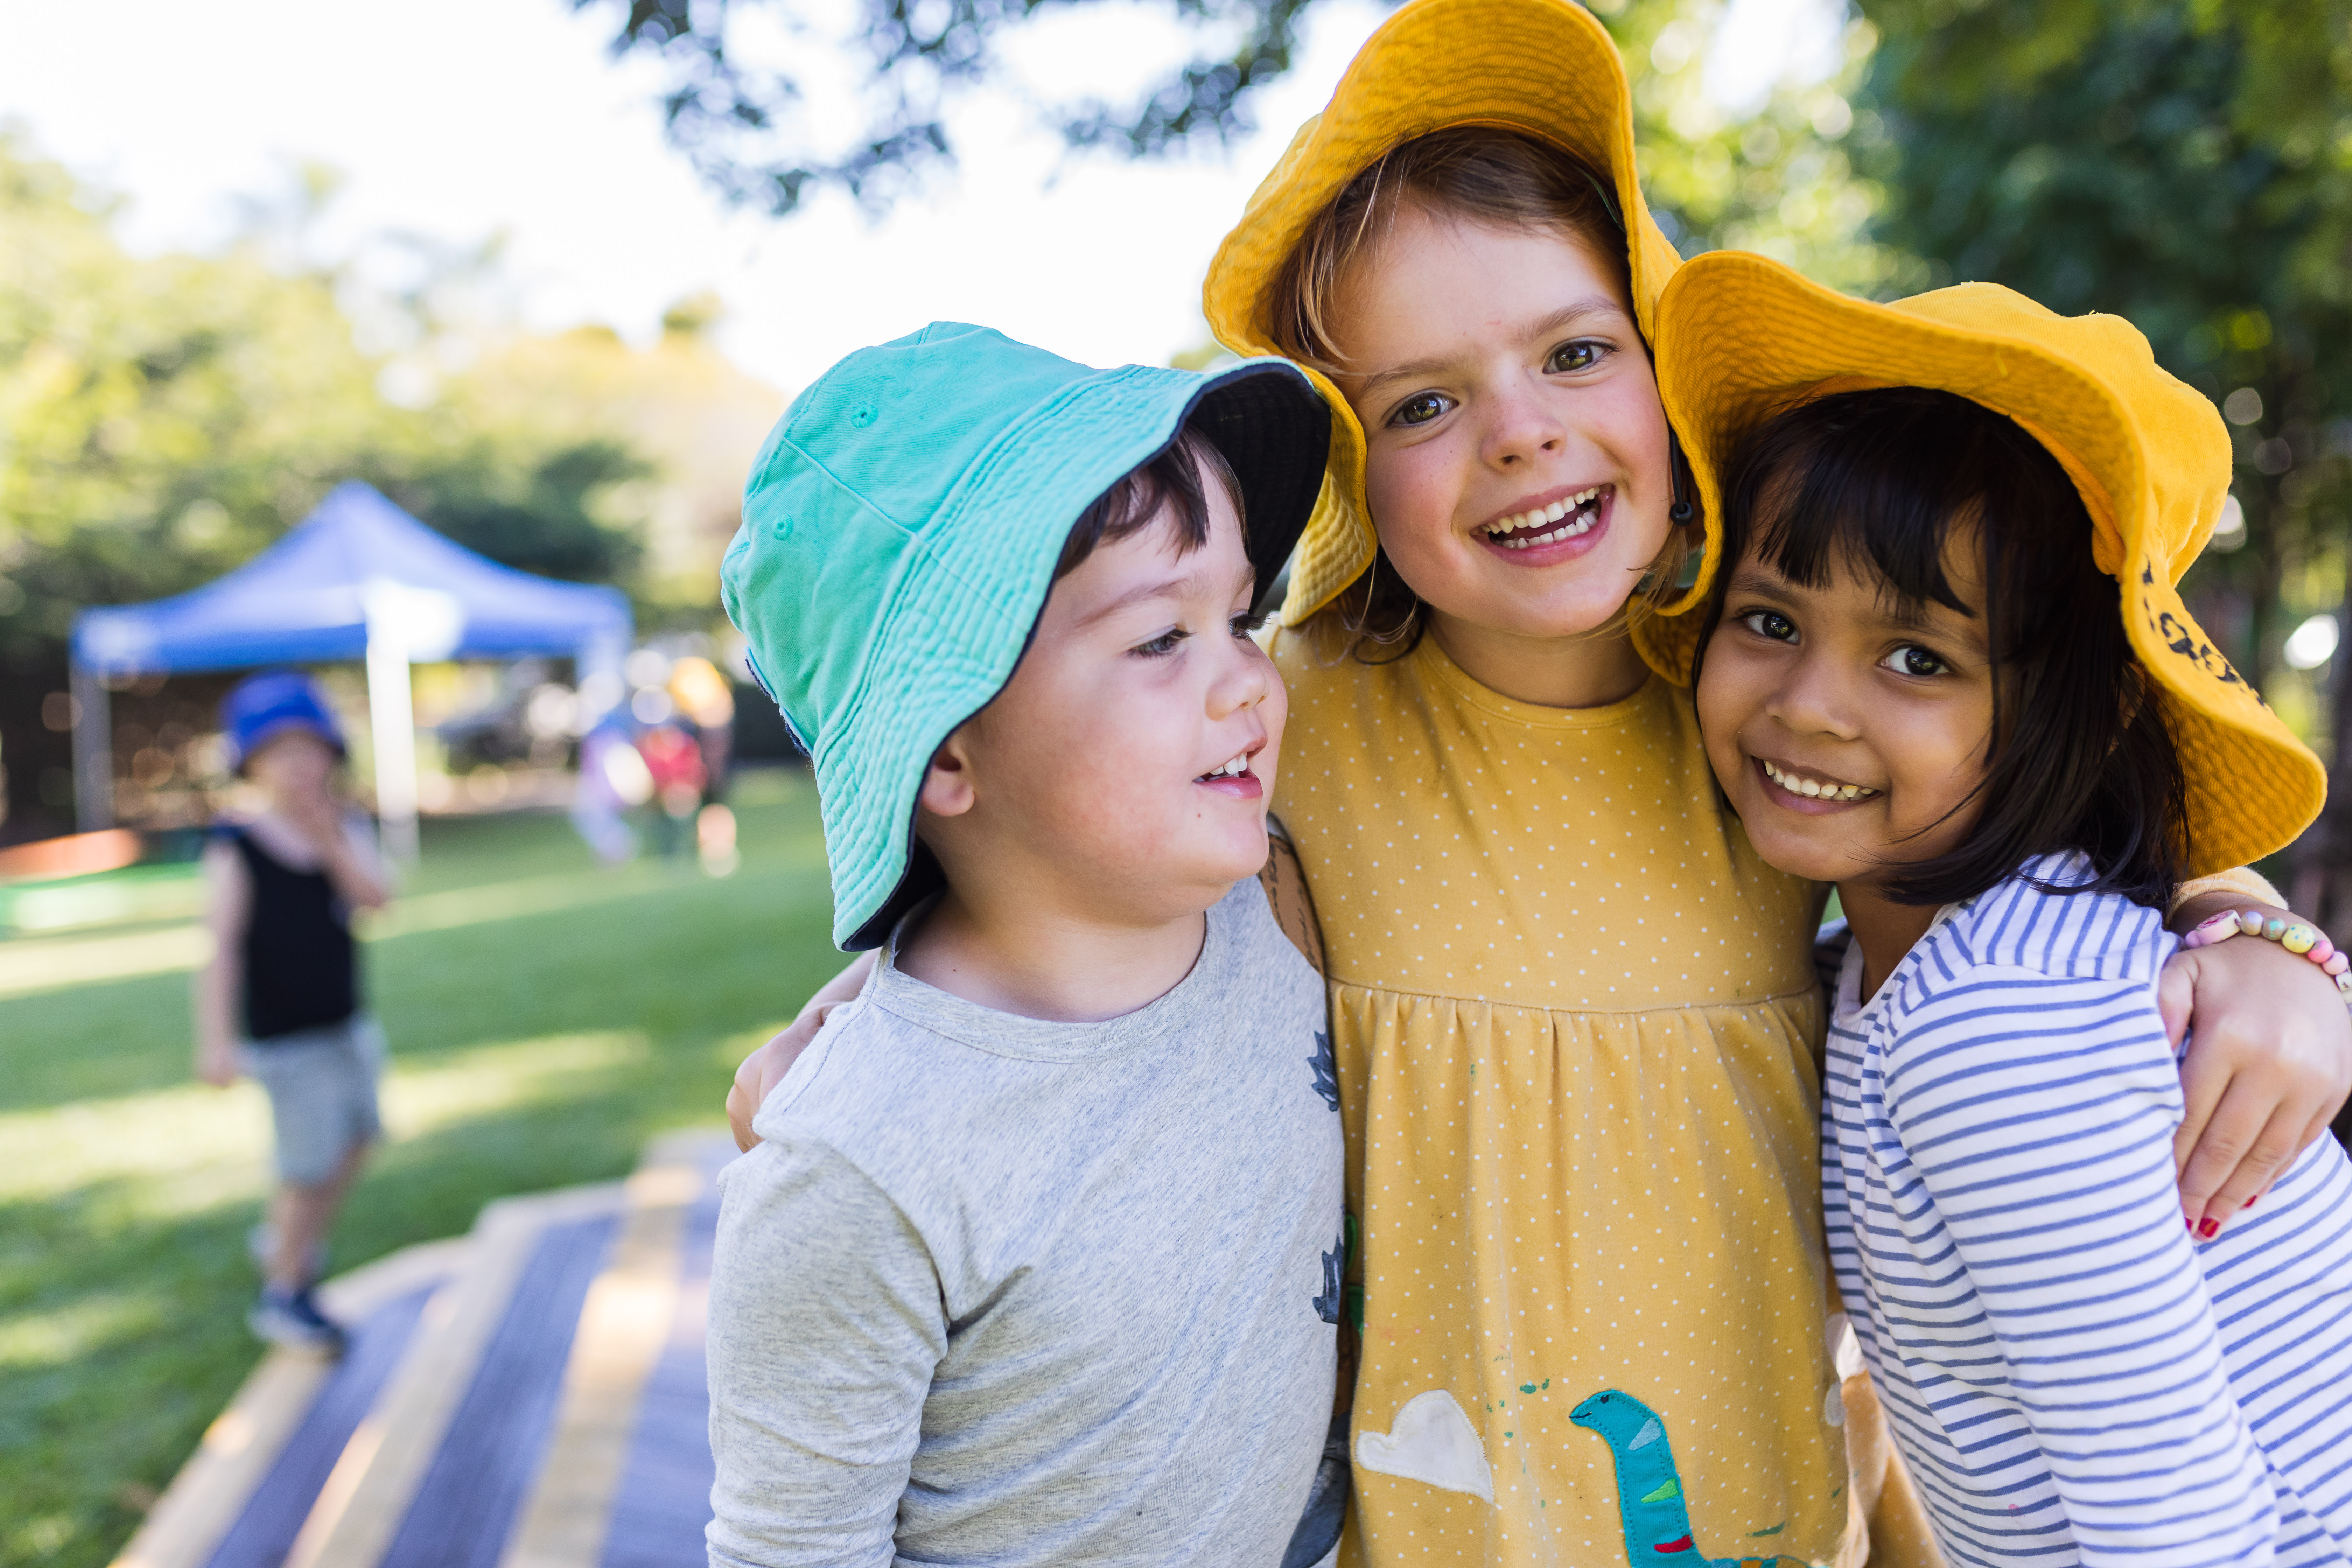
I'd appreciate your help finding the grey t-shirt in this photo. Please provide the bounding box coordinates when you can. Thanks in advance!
[705,878,1344,1568]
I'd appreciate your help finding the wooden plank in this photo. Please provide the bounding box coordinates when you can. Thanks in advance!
[374,1215,618,1568]
[280,1185,627,1568]
[199,1289,434,1568]
[107,1237,474,1568]
[494,1158,700,1568]
[598,1173,722,1568]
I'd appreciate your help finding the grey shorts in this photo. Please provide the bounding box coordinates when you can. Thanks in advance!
[241,1016,385,1185]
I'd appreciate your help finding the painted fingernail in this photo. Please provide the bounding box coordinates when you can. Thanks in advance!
[2198,1217,2220,1238]
[2244,1195,2258,1209]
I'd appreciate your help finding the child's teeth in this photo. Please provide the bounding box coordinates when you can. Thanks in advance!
[1486,487,1604,539]
[1764,759,1876,799]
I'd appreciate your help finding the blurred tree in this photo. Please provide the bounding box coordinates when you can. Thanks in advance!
[392,441,652,585]
[0,139,394,837]
[584,0,1902,292]
[0,139,668,841]
[1592,0,1910,294]
[575,0,1321,213]
[1849,0,2352,916]
[438,315,784,619]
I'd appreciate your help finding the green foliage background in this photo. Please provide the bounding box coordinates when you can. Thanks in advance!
[0,141,654,841]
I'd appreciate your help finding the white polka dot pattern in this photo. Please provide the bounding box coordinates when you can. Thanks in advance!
[1272,628,1850,1567]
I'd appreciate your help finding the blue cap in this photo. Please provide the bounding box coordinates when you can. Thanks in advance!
[222,671,346,774]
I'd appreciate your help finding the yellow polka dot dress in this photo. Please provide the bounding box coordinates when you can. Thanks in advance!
[1272,627,1848,1568]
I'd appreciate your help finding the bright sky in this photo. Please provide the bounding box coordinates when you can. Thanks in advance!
[0,0,1838,396]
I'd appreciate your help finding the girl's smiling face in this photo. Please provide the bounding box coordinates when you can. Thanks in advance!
[1331,205,1675,646]
[1696,530,1996,891]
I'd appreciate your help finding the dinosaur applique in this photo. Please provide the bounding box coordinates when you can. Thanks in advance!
[1570,1390,1802,1567]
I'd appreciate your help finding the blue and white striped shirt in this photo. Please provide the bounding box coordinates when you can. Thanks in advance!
[1823,855,2352,1566]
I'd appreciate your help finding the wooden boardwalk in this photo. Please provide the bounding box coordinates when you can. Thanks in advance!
[111,1133,732,1568]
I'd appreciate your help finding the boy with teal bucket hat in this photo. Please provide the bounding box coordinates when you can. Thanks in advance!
[706,323,1349,1567]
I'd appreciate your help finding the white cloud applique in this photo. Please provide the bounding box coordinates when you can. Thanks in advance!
[1354,1390,1494,1504]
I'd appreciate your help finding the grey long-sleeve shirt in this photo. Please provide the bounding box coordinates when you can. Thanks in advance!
[706,879,1344,1567]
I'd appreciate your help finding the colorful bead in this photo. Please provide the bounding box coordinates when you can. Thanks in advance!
[2184,912,2239,948]
[2197,909,2352,1007]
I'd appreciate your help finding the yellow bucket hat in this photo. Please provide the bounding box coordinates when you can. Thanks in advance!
[1652,248,2324,875]
[1202,0,1684,631]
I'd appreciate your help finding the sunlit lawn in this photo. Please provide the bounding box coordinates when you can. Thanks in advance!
[0,773,839,1568]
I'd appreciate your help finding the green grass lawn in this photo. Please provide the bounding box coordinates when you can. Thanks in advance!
[0,774,841,1568]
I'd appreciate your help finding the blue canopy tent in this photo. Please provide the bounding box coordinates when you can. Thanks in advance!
[71,481,632,855]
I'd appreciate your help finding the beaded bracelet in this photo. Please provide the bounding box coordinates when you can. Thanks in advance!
[2182,909,2352,997]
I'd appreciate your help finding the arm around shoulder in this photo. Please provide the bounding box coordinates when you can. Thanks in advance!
[706,1134,942,1568]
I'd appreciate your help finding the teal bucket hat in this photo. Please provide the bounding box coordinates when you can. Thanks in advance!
[721,322,1332,950]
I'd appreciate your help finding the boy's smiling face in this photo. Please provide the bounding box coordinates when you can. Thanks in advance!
[917,477,1284,926]
[1331,206,1674,645]
[1695,527,1996,891]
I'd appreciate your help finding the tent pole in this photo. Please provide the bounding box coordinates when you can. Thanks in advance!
[69,659,113,833]
[365,629,420,862]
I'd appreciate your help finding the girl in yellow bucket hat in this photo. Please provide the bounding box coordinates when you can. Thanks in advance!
[1198,0,2352,1563]
[1663,249,2352,1563]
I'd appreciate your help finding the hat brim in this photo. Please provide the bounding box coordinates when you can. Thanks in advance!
[231,715,347,775]
[1652,249,2324,875]
[835,359,1330,950]
[1202,0,1682,629]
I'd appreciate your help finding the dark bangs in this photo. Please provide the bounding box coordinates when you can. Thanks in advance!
[1694,386,2190,910]
[1054,426,1239,582]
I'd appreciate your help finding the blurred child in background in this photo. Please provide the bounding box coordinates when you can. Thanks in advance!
[194,671,389,1354]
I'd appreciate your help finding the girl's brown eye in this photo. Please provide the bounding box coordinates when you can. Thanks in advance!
[1547,341,1603,374]
[1740,610,1797,643]
[1393,392,1451,427]
[1882,644,1950,678]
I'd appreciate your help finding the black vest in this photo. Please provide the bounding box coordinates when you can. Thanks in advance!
[227,827,358,1041]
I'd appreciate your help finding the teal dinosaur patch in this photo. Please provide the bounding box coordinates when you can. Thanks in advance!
[1569,1390,1807,1568]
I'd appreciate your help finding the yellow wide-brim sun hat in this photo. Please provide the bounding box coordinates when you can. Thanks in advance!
[1202,0,1685,632]
[1652,248,2324,876]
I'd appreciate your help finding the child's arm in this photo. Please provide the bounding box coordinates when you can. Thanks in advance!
[2160,880,2351,1236]
[193,838,249,1087]
[1890,971,2286,1564]
[705,1138,941,1567]
[277,784,388,910]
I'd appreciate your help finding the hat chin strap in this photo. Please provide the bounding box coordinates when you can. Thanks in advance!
[1668,429,1696,526]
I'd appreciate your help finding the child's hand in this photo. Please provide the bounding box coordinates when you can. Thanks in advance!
[279,782,343,852]
[195,1038,239,1088]
[729,952,879,1151]
[2158,926,2352,1238]
[727,1005,839,1153]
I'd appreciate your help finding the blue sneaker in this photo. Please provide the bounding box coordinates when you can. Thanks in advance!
[248,1286,348,1354]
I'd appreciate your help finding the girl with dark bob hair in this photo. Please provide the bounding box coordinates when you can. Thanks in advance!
[1668,250,2352,1566]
